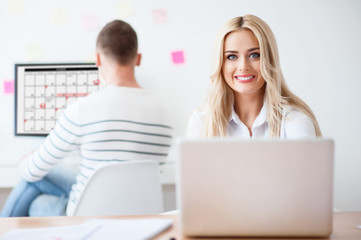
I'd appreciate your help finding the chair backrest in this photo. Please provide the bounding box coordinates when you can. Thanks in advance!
[72,160,163,216]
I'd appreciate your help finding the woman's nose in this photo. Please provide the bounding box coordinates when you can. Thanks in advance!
[238,57,249,71]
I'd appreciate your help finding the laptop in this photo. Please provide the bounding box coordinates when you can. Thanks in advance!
[175,139,334,237]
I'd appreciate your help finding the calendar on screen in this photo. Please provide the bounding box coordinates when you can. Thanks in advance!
[15,63,101,136]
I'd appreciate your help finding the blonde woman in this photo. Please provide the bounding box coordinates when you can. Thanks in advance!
[187,15,321,139]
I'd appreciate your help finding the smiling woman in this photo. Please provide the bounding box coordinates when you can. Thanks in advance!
[222,29,265,100]
[186,15,322,138]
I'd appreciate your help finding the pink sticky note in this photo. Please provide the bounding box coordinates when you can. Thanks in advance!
[152,8,167,24]
[171,50,185,64]
[83,15,99,31]
[4,80,14,94]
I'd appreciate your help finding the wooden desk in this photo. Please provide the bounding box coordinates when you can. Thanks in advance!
[0,212,360,240]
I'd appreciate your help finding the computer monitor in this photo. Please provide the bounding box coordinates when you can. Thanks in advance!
[15,63,101,136]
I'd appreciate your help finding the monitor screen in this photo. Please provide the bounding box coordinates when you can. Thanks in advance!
[15,63,101,136]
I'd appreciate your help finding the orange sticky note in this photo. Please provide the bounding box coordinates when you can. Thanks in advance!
[152,8,167,24]
[4,80,14,94]
[171,50,185,64]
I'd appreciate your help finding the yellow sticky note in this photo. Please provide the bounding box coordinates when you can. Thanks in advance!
[117,0,135,19]
[25,43,43,62]
[52,9,68,26]
[7,0,24,14]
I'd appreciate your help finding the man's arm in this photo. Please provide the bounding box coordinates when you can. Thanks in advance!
[19,104,81,182]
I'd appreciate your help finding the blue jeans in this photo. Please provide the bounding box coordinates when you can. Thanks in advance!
[0,163,77,217]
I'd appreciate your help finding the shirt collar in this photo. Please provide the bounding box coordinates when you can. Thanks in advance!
[229,101,267,128]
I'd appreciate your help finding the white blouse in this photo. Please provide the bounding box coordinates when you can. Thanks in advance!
[186,104,316,139]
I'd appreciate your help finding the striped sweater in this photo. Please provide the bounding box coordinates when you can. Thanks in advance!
[19,85,173,216]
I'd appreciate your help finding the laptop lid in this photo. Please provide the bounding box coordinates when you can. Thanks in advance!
[176,139,334,237]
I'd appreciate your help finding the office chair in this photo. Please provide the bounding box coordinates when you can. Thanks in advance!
[72,160,163,216]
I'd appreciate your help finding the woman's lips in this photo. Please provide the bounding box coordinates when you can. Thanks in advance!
[234,75,256,83]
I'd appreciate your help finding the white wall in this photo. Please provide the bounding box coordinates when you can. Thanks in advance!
[0,0,360,210]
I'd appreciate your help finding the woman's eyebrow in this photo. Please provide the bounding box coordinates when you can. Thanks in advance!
[247,47,260,52]
[224,48,260,54]
[224,50,238,54]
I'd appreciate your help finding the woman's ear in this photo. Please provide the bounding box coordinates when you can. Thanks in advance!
[135,53,142,66]
[96,52,101,67]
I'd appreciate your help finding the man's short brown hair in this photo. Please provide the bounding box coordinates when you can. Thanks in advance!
[96,20,138,65]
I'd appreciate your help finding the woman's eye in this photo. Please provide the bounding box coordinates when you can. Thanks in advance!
[249,52,260,59]
[227,55,238,60]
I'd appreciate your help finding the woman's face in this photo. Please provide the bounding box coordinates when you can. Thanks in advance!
[222,29,265,97]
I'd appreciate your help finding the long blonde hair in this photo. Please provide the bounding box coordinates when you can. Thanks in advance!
[203,15,322,137]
